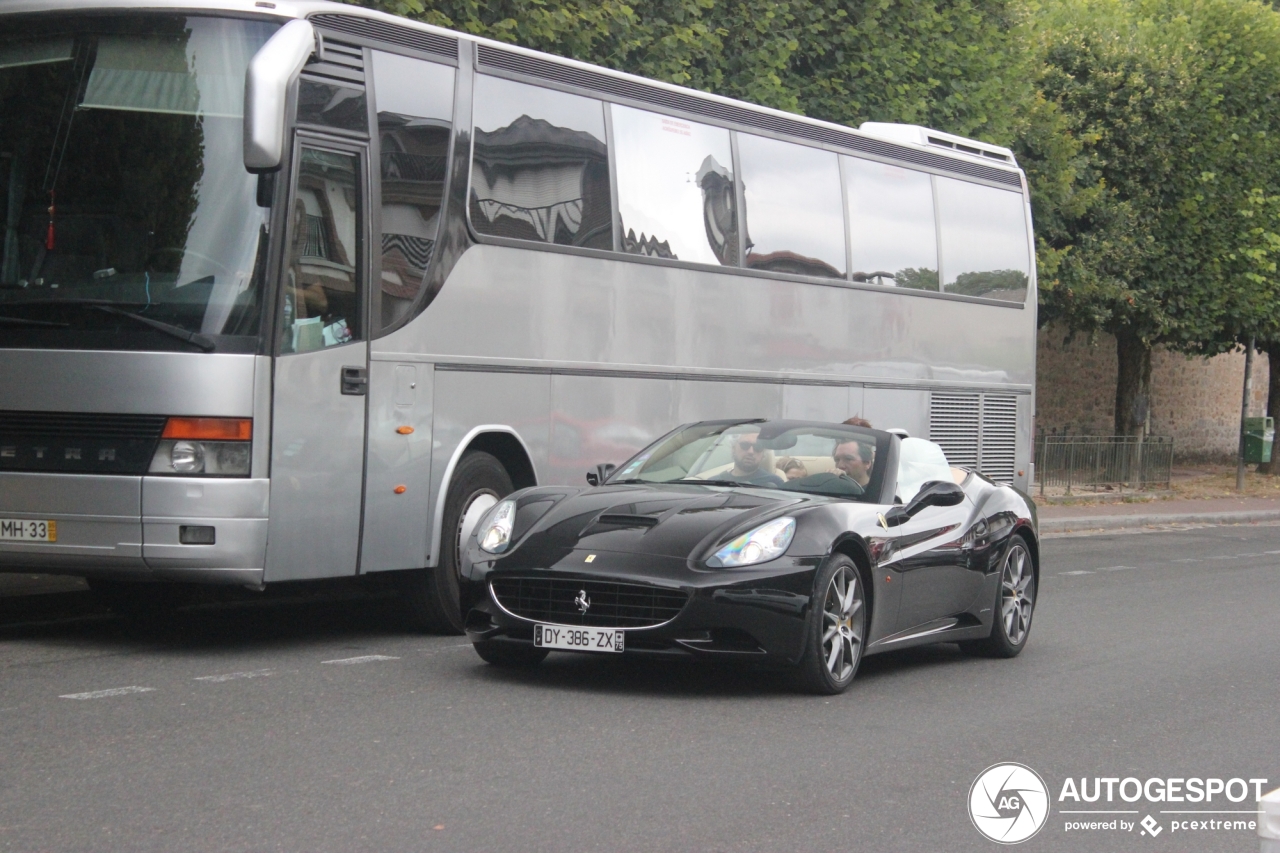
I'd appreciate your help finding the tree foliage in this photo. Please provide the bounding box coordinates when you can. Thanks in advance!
[1020,0,1280,431]
[347,0,1033,141]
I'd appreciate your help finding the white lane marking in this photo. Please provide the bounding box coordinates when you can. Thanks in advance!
[194,669,274,683]
[1095,565,1136,571]
[1060,570,1094,575]
[60,686,155,700]
[321,655,400,665]
[1171,558,1203,563]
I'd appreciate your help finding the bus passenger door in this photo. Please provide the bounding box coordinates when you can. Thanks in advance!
[266,141,370,581]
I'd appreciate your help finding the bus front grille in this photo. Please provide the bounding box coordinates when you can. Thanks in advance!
[0,411,167,475]
[490,576,689,629]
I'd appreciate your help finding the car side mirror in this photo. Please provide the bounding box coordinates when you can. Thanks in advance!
[243,20,316,173]
[585,463,616,487]
[883,480,964,527]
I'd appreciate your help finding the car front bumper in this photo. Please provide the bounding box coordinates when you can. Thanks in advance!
[464,554,822,665]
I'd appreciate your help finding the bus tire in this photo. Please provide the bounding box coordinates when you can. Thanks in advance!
[404,450,514,634]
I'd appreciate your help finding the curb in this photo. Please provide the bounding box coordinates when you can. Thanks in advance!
[1040,509,1280,534]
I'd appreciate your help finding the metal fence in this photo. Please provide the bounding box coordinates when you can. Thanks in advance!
[1034,435,1175,496]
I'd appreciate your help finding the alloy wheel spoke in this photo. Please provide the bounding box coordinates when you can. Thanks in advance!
[823,624,840,643]
[827,634,843,671]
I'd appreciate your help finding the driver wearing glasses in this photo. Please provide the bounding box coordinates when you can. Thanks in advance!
[726,431,785,487]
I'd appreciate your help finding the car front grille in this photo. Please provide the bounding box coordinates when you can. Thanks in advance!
[490,576,689,629]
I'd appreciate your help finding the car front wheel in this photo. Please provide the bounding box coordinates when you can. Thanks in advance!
[797,554,867,694]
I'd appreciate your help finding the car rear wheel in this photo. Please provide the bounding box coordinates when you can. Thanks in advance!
[472,640,549,667]
[796,554,866,694]
[402,451,513,634]
[960,534,1035,658]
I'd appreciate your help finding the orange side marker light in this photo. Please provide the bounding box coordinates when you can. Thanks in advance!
[396,426,414,435]
[394,485,407,494]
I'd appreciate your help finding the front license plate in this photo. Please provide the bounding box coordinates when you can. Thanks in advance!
[534,624,624,653]
[0,519,57,542]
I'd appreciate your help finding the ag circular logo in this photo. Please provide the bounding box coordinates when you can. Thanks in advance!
[968,763,1050,844]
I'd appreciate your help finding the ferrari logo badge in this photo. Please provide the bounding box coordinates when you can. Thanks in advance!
[575,590,591,614]
[584,554,596,563]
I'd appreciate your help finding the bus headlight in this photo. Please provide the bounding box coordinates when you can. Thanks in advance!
[148,417,253,477]
[477,499,516,554]
[150,440,251,476]
[707,517,796,568]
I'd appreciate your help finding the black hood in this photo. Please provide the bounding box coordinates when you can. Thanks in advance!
[488,484,817,570]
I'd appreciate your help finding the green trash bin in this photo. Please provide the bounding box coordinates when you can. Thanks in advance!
[1244,416,1274,464]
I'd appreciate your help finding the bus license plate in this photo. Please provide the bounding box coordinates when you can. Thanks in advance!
[0,519,57,542]
[534,624,624,653]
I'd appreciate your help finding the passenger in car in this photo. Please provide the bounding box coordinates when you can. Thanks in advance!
[833,438,874,488]
[726,430,785,486]
[778,457,808,481]
[842,416,872,428]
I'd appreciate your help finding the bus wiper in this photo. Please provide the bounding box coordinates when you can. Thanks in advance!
[2,298,216,351]
[89,305,216,352]
[0,314,70,328]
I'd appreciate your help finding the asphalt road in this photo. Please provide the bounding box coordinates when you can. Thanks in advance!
[1,525,1278,853]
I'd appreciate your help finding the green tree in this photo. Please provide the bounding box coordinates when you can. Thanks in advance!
[1026,0,1280,435]
[347,0,1034,141]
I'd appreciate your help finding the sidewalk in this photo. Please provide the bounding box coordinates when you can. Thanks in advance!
[1038,495,1280,534]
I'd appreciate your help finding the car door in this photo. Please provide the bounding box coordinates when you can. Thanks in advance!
[890,495,985,632]
[265,138,370,581]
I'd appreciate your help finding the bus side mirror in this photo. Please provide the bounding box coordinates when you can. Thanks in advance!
[244,20,316,173]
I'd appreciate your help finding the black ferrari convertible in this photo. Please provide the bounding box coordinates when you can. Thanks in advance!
[461,419,1038,694]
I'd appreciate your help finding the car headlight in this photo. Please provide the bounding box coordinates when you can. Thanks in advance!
[708,517,795,568]
[477,499,516,554]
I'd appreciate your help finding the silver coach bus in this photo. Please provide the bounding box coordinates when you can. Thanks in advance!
[0,0,1037,630]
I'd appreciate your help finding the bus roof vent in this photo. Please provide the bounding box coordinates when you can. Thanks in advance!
[309,14,459,62]
[476,44,1022,188]
[859,122,1015,165]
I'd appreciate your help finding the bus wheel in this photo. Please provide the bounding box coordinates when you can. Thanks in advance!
[87,579,180,629]
[404,451,513,634]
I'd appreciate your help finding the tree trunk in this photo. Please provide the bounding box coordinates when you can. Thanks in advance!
[1114,328,1152,436]
[1258,345,1280,474]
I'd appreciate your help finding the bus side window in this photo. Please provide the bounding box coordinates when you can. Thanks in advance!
[282,147,362,353]
[737,133,845,279]
[935,177,1031,303]
[611,105,738,266]
[844,157,938,291]
[469,76,612,251]
[371,51,455,331]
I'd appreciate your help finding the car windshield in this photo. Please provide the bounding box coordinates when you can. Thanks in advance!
[609,420,889,501]
[0,15,279,352]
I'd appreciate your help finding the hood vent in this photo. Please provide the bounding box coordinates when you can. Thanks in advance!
[596,513,660,528]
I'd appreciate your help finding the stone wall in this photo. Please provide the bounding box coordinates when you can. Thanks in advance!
[1035,323,1270,461]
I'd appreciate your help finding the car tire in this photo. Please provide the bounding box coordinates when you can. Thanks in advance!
[472,640,549,667]
[796,554,867,695]
[87,579,180,629]
[402,451,514,635]
[960,533,1036,658]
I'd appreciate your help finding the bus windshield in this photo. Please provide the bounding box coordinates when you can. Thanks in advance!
[0,15,279,352]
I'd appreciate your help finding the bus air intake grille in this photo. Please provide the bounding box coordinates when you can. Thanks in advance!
[490,577,689,629]
[475,44,1022,189]
[310,14,459,61]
